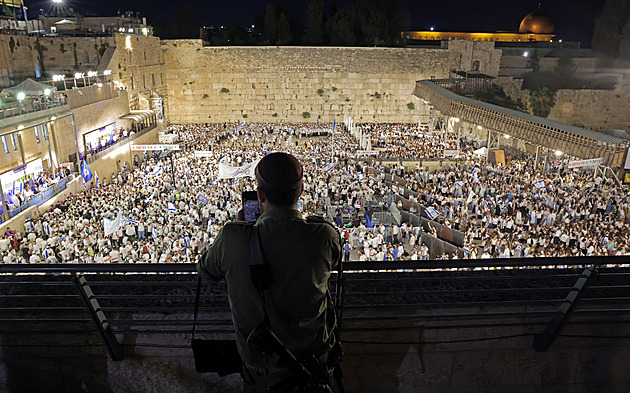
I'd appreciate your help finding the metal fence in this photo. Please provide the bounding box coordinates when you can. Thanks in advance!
[0,257,628,360]
[0,100,67,120]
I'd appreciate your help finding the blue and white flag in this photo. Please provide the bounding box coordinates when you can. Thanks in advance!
[358,172,365,182]
[425,206,440,220]
[218,159,260,179]
[167,202,177,213]
[123,216,139,225]
[149,166,162,176]
[94,171,99,188]
[455,180,465,188]
[103,211,123,237]
[323,161,337,172]
[152,230,157,242]
[472,170,480,183]
[533,179,545,190]
[81,160,93,185]
[12,181,23,195]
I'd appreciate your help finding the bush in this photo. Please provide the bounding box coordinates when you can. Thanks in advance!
[302,112,310,119]
[407,102,415,110]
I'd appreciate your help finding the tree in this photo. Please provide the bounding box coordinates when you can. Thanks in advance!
[555,53,577,88]
[304,0,325,44]
[262,3,278,44]
[172,0,203,39]
[527,50,540,72]
[528,87,556,118]
[327,8,357,46]
[276,12,292,45]
[592,0,630,59]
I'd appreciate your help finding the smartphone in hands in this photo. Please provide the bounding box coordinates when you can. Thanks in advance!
[242,191,260,223]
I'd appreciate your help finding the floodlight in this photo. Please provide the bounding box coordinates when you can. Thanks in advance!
[17,92,26,101]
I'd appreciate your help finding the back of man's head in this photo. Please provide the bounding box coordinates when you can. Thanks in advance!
[255,152,303,207]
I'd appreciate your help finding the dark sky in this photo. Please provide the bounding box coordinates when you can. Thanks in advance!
[28,0,607,45]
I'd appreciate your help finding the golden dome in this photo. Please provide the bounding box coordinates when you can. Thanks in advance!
[519,11,554,34]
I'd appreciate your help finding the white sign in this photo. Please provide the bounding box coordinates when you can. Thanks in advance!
[194,151,213,158]
[131,144,180,151]
[444,149,460,157]
[568,158,603,168]
[356,150,379,156]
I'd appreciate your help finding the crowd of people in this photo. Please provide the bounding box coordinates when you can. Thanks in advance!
[0,121,627,265]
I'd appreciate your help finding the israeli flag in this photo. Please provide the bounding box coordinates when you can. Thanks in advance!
[149,166,162,176]
[95,171,99,188]
[425,206,440,220]
[152,230,157,242]
[123,216,139,225]
[455,180,465,188]
[472,170,480,183]
[81,160,93,188]
[358,172,365,182]
[12,181,23,195]
[533,179,545,190]
[167,201,177,213]
[323,161,337,172]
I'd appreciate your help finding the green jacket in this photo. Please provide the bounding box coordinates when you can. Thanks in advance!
[197,207,341,368]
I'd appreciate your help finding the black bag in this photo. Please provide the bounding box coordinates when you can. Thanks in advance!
[191,338,242,376]
[191,276,242,375]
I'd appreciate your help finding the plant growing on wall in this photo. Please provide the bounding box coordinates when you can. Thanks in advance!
[202,94,209,99]
[9,37,15,53]
[332,86,337,92]
[407,102,415,110]
[72,42,78,69]
[302,112,310,119]
[317,89,324,96]
[345,98,350,102]
[528,87,556,118]
[242,114,248,119]
[220,88,230,94]
[272,113,278,117]
[34,38,48,76]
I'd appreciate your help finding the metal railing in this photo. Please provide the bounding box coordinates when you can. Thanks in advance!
[1,256,629,360]
[86,124,156,164]
[1,175,74,223]
[0,100,67,120]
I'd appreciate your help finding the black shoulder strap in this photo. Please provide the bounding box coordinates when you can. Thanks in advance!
[192,275,202,338]
[249,225,272,294]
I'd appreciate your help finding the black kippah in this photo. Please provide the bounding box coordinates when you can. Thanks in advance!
[255,152,303,191]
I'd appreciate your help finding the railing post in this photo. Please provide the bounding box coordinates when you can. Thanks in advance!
[532,265,599,352]
[73,273,125,361]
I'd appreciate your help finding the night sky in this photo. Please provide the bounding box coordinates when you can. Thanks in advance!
[27,0,607,45]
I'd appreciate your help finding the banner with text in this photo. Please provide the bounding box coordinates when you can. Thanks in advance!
[131,144,180,151]
[568,158,603,168]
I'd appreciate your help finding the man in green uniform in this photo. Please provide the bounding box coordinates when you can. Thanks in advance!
[197,152,341,392]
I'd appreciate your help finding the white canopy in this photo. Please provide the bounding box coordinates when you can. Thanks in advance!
[3,78,56,96]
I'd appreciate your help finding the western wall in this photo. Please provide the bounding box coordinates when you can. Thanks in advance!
[161,40,503,124]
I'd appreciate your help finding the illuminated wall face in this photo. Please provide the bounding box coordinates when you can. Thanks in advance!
[402,31,554,42]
